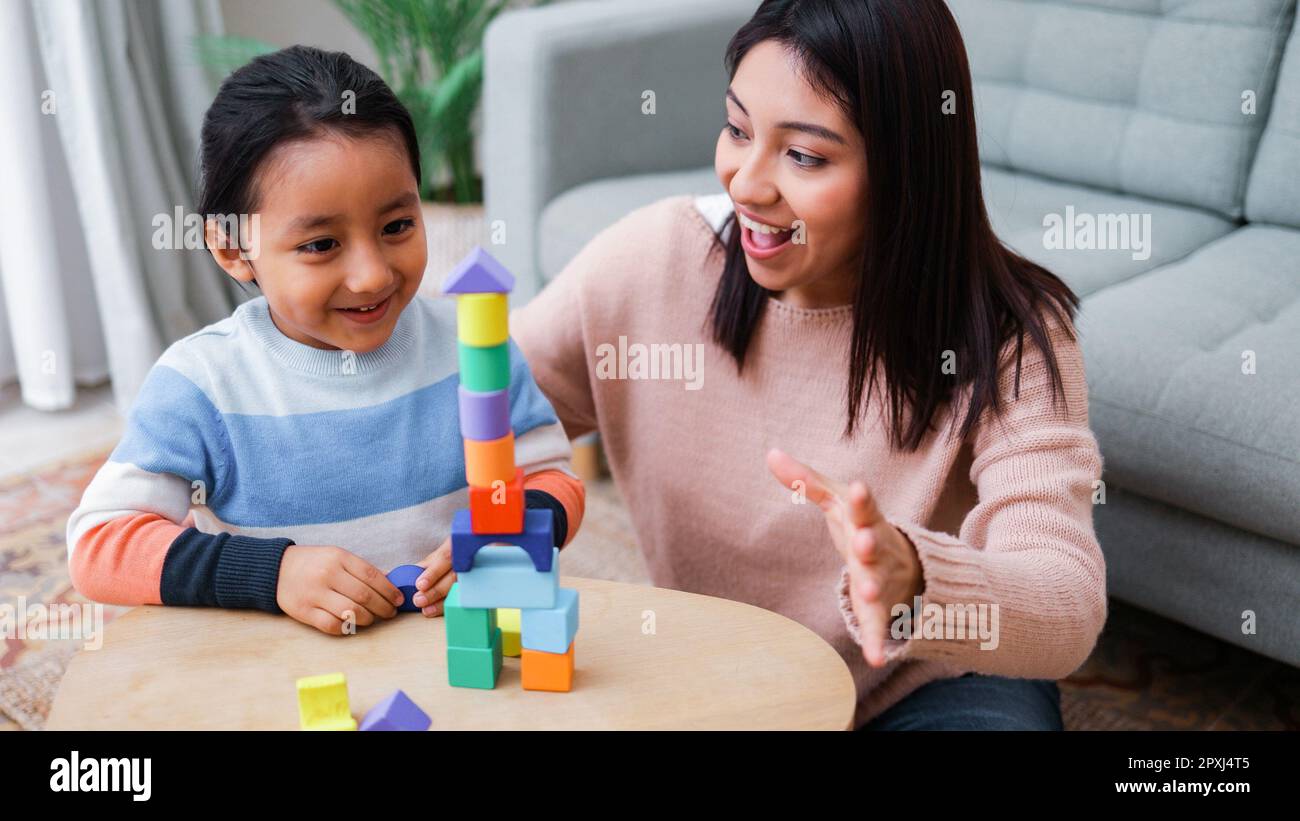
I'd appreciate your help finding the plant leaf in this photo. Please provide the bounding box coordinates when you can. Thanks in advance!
[429,49,483,121]
[193,34,278,76]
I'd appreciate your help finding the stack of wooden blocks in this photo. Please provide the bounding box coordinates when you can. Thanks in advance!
[442,246,579,693]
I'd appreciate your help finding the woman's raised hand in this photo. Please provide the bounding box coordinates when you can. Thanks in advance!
[765,448,924,668]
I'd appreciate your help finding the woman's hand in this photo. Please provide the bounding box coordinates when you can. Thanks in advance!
[766,448,924,668]
[276,545,404,635]
[413,538,455,616]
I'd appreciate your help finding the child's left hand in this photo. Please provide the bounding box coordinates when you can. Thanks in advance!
[413,539,455,616]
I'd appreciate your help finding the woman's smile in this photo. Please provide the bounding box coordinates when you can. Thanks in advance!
[736,208,795,259]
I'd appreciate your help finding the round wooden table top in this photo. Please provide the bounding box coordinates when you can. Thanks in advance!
[46,577,856,730]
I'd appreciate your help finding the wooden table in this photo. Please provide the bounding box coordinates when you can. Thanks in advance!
[47,577,856,730]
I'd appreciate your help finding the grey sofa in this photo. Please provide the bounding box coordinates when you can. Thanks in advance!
[484,0,1300,667]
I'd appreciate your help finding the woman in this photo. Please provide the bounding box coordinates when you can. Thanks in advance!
[512,0,1106,730]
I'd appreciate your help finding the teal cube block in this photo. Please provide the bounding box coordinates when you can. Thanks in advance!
[521,588,580,654]
[444,583,497,648]
[447,627,503,689]
[457,545,559,609]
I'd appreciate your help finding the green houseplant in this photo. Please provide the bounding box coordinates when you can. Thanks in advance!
[197,0,544,204]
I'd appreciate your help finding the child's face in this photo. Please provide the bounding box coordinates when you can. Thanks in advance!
[214,131,427,354]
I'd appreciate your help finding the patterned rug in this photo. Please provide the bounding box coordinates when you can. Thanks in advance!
[2,450,1296,730]
[0,452,127,730]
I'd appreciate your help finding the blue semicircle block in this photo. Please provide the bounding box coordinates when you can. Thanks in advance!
[387,564,424,612]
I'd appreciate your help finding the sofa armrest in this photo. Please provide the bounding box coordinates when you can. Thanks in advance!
[483,0,758,300]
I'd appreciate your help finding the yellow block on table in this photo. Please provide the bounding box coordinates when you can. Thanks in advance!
[296,672,357,731]
[496,608,522,657]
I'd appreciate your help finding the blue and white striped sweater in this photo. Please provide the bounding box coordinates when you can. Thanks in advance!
[66,294,578,610]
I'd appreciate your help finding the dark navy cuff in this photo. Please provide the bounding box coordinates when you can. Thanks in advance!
[525,489,568,547]
[215,535,294,612]
[160,528,293,613]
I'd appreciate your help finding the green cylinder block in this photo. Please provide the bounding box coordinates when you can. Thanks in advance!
[458,341,510,392]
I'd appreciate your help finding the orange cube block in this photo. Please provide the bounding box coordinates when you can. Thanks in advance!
[470,468,525,534]
[520,642,575,692]
[463,432,515,487]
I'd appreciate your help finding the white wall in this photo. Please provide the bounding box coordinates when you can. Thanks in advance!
[219,0,378,64]
[218,0,587,189]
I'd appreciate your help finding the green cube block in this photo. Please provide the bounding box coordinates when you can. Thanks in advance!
[458,341,510,392]
[447,627,503,689]
[445,583,497,648]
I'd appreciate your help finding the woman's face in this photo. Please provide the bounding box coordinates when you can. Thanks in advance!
[715,40,868,308]
[211,131,427,353]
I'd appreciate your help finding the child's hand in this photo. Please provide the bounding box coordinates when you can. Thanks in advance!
[276,545,405,635]
[766,448,924,668]
[413,538,455,617]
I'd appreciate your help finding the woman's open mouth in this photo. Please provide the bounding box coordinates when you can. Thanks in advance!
[737,211,795,259]
[335,293,393,325]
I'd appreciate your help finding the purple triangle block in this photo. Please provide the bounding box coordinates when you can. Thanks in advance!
[441,246,515,294]
[360,689,431,731]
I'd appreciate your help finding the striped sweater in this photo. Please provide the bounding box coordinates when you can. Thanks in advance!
[66,293,584,612]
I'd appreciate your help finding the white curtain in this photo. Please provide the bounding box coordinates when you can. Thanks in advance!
[0,0,244,415]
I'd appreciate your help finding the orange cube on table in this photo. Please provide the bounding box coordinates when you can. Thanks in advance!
[520,642,575,692]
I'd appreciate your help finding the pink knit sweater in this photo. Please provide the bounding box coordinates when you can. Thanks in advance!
[512,195,1107,728]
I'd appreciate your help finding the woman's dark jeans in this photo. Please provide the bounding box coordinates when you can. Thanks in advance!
[859,672,1064,731]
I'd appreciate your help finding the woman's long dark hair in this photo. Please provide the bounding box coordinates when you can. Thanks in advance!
[710,0,1079,450]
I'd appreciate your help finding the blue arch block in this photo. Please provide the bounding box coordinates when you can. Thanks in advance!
[451,507,555,572]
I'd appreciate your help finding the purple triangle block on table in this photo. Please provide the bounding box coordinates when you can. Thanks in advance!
[360,689,431,731]
[440,245,515,294]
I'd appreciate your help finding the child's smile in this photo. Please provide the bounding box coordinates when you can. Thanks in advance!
[334,291,396,324]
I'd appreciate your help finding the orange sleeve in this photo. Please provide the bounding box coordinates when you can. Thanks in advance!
[68,513,186,606]
[523,469,585,547]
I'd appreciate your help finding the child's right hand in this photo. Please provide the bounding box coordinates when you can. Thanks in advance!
[276,545,405,635]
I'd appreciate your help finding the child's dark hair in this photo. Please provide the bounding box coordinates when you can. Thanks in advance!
[197,45,421,284]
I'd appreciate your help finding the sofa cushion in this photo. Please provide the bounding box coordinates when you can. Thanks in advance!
[951,0,1296,218]
[982,166,1234,296]
[1247,10,1300,227]
[1078,226,1300,545]
[538,167,722,281]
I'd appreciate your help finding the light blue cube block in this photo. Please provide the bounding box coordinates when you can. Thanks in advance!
[520,587,579,654]
[457,545,559,609]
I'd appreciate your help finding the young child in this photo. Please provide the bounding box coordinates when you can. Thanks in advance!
[65,46,583,635]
